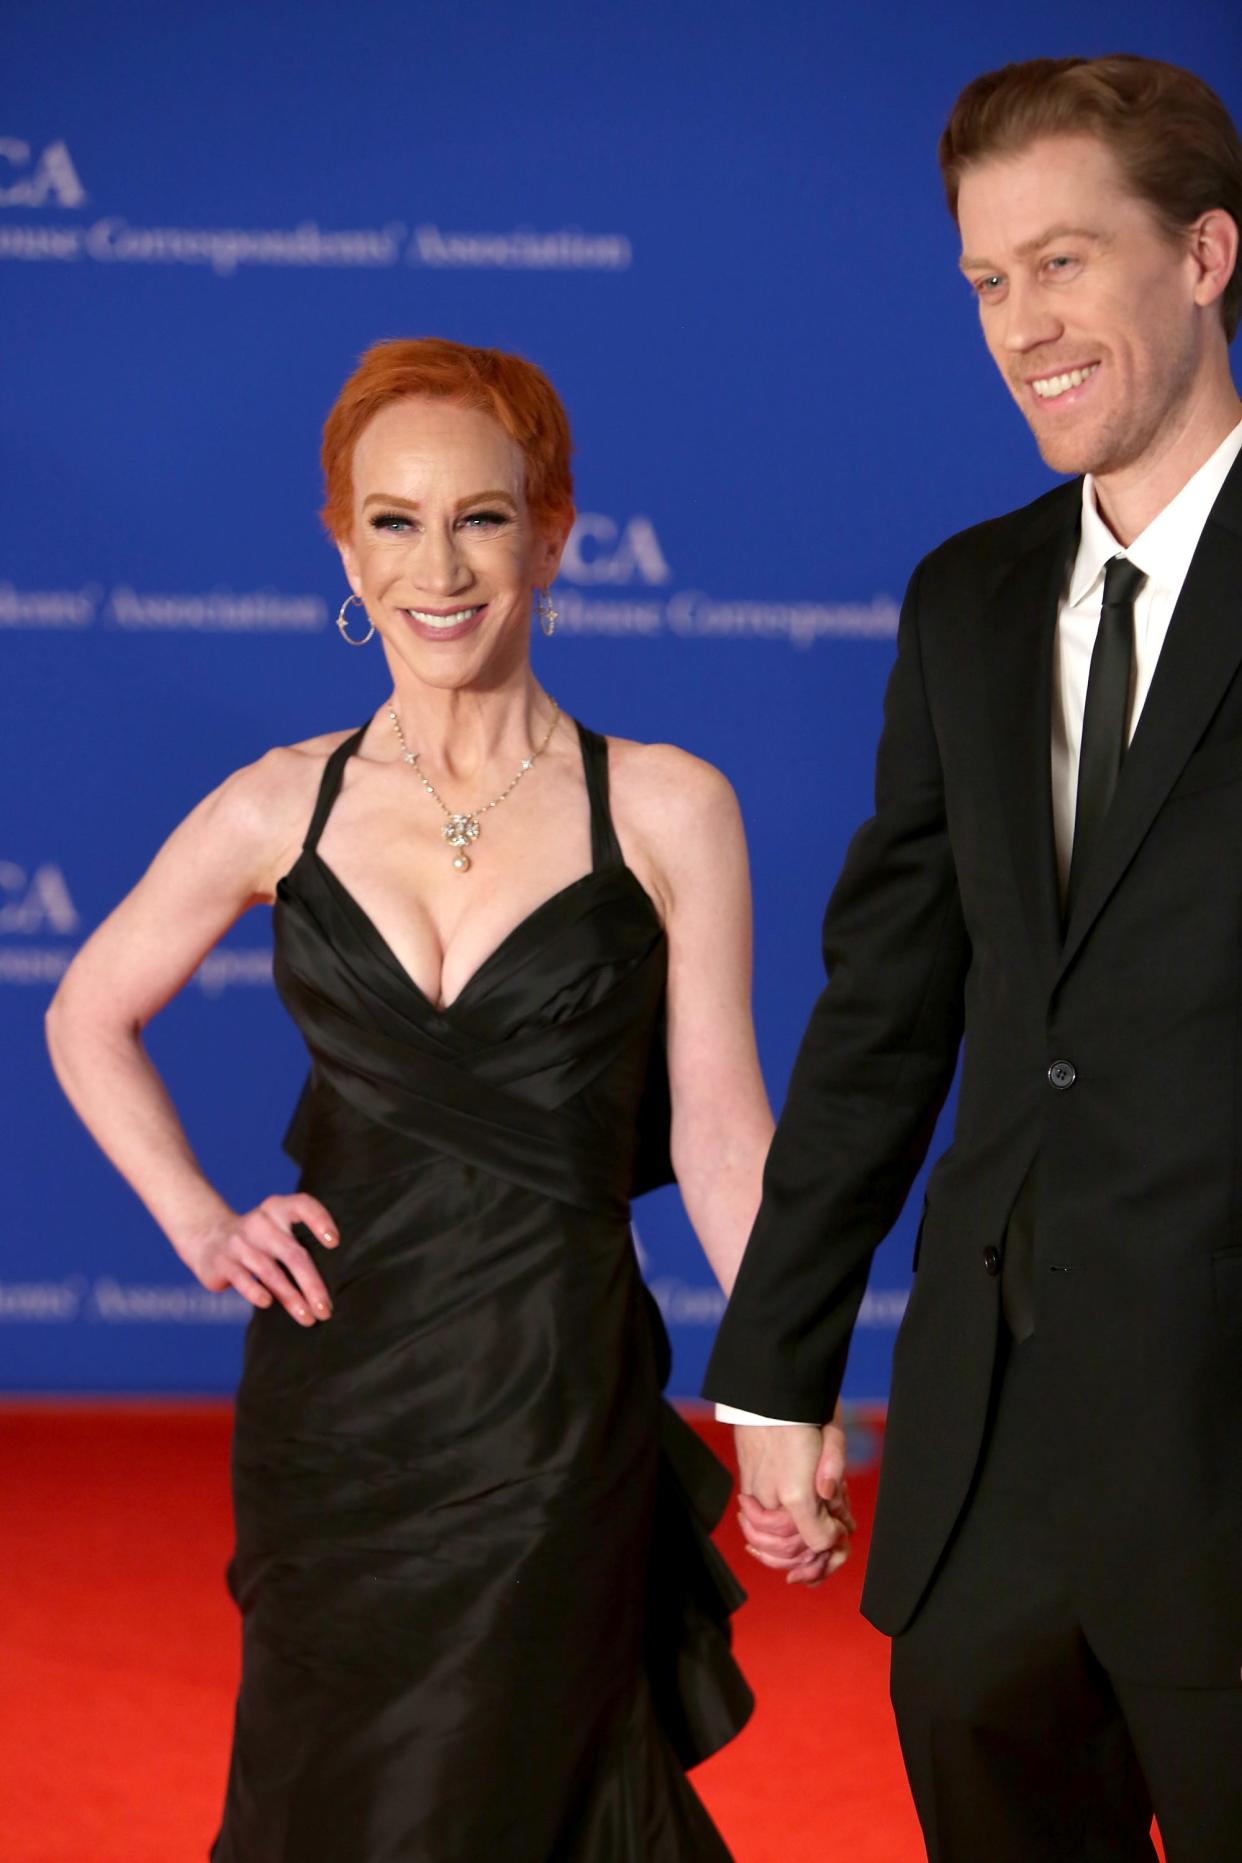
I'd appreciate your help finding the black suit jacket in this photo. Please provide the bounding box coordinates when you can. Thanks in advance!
[704,449,1242,1687]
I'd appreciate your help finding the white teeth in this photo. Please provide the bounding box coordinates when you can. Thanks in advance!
[405,605,481,629]
[1032,364,1099,400]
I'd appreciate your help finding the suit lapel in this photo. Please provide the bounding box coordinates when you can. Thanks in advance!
[983,501,1079,991]
[1058,452,1242,983]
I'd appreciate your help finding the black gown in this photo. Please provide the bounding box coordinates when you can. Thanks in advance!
[212,720,752,1861]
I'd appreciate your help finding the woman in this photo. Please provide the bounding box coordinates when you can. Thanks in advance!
[46,338,849,1859]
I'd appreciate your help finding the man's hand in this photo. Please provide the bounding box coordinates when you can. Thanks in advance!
[734,1407,856,1586]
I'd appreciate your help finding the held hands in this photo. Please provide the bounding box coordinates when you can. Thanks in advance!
[735,1404,856,1587]
[181,1194,340,1327]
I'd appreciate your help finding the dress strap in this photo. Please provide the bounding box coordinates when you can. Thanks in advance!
[302,723,369,854]
[575,721,625,871]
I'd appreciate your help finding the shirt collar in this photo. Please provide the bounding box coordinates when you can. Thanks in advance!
[1067,414,1242,609]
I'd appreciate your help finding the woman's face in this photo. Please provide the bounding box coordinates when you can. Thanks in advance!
[338,395,567,690]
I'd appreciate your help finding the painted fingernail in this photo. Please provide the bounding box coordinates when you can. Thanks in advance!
[322,1230,337,1245]
[314,1299,331,1317]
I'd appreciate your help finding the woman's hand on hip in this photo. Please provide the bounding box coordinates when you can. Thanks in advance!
[184,1194,339,1325]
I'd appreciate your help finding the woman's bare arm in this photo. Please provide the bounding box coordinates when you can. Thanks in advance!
[616,743,854,1580]
[614,744,774,1297]
[45,748,339,1325]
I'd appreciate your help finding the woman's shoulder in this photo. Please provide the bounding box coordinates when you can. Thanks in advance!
[600,732,743,851]
[199,725,368,857]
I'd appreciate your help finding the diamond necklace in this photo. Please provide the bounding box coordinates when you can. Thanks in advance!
[386,699,561,873]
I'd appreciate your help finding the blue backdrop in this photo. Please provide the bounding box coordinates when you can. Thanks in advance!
[4,1,1240,1397]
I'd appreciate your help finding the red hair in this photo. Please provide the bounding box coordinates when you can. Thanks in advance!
[320,337,576,539]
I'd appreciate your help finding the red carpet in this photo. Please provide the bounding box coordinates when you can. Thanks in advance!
[0,1406,1164,1861]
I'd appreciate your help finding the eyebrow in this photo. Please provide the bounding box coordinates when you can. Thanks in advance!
[958,225,1111,272]
[361,489,519,511]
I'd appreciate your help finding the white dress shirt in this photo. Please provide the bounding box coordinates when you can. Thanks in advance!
[719,415,1242,1429]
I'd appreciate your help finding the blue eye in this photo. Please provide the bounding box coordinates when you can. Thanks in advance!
[460,509,511,529]
[369,511,412,532]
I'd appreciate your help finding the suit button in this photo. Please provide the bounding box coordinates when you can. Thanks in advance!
[1048,1060,1077,1091]
[982,1245,1002,1276]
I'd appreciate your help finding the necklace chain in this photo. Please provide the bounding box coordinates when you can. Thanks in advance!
[386,700,560,873]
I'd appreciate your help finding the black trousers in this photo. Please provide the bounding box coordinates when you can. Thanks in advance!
[889,1329,1242,1863]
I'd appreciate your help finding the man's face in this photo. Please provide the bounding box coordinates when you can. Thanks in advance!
[957,133,1206,478]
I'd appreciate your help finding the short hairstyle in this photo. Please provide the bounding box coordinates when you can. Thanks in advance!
[939,55,1242,340]
[320,337,575,540]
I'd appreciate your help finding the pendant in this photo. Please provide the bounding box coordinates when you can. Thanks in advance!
[441,813,481,850]
[452,853,471,873]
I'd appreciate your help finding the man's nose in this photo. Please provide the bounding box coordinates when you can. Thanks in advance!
[998,276,1064,354]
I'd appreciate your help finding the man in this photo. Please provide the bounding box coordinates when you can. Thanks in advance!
[704,55,1242,1862]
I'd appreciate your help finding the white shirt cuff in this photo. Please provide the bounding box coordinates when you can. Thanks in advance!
[714,1404,811,1426]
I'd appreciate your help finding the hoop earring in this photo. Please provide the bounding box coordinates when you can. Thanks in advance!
[336,593,375,646]
[536,588,558,638]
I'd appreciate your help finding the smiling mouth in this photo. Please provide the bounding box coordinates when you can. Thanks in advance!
[402,604,484,631]
[1030,363,1100,401]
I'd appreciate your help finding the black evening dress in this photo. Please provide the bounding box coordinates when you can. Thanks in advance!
[211,720,752,1861]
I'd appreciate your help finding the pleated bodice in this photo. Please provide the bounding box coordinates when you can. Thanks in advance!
[274,719,674,1220]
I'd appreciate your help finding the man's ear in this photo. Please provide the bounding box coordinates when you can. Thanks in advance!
[1189,207,1239,316]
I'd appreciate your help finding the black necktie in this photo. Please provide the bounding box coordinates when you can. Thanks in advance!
[1064,555,1146,921]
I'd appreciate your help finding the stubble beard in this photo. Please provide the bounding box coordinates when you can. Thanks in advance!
[1020,335,1199,483]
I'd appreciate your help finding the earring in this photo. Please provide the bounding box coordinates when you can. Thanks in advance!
[536,588,558,638]
[336,593,375,646]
